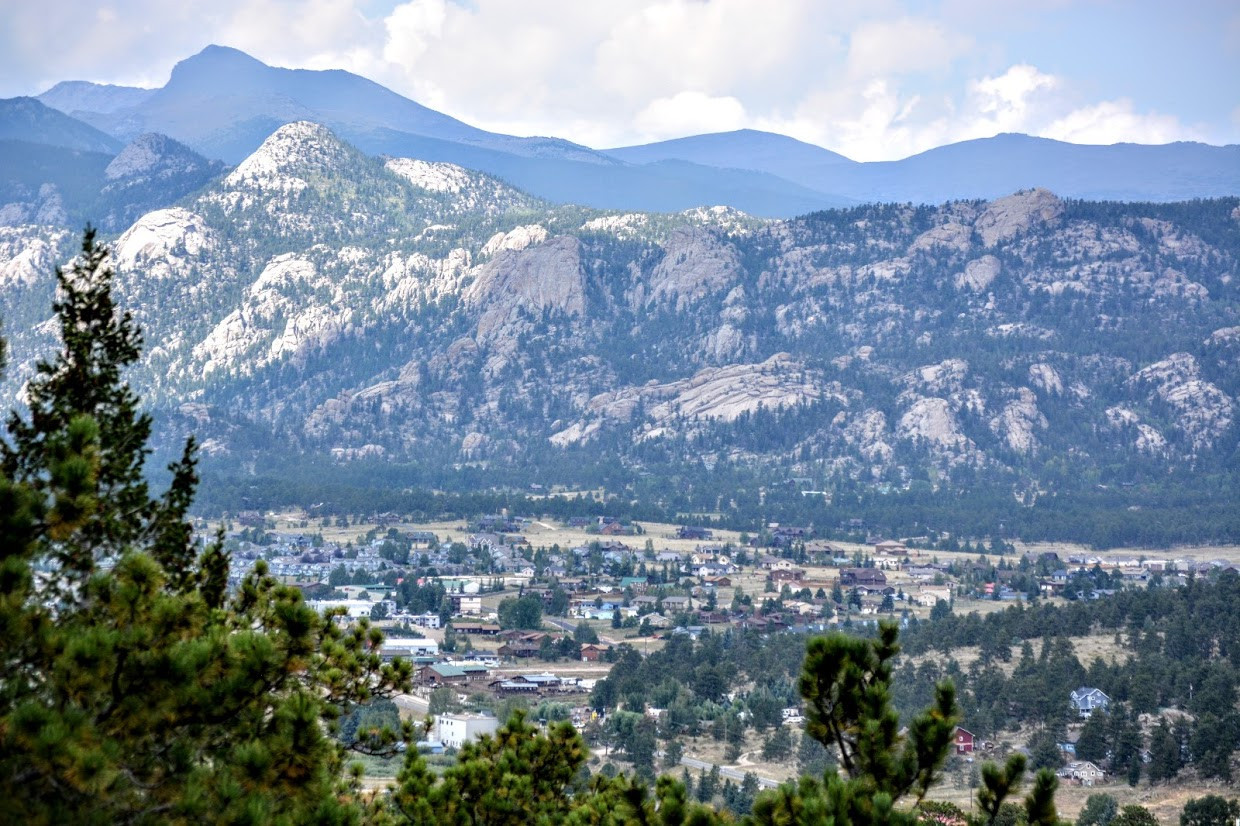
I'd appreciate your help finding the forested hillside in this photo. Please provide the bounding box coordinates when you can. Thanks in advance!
[1,122,1238,545]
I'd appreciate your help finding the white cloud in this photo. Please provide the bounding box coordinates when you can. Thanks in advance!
[0,0,1229,158]
[633,92,747,141]
[846,17,972,77]
[1041,100,1200,145]
[970,64,1057,130]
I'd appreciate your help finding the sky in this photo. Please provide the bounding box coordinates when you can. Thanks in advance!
[3,0,1238,161]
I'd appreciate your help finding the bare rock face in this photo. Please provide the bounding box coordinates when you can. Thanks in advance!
[975,188,1063,247]
[464,235,585,345]
[904,359,970,395]
[910,221,973,254]
[550,353,824,446]
[581,213,649,237]
[701,323,747,363]
[0,226,68,289]
[897,397,973,455]
[193,254,350,376]
[461,431,487,456]
[1128,353,1235,452]
[646,227,741,310]
[113,207,215,279]
[1028,363,1064,396]
[1,184,69,227]
[104,133,210,182]
[989,388,1047,455]
[842,409,894,464]
[479,224,548,259]
[1105,406,1168,456]
[955,255,1000,292]
[386,158,475,195]
[1204,326,1240,370]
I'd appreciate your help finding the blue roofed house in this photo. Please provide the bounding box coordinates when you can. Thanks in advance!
[1070,687,1110,718]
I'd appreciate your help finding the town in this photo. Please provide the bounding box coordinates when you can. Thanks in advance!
[212,507,1240,819]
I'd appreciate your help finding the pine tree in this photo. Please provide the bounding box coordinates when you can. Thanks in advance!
[0,229,412,824]
[748,623,1060,826]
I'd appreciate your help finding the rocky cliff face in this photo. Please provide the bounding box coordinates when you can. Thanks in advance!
[1,123,1237,495]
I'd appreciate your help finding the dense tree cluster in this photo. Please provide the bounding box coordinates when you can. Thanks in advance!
[0,231,413,823]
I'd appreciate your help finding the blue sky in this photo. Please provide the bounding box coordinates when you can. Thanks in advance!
[3,0,1237,160]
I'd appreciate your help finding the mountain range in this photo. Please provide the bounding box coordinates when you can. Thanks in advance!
[0,47,1238,542]
[0,120,1236,528]
[1,44,1236,223]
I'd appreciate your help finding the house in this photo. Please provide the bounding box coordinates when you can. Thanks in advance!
[435,714,499,749]
[840,569,887,588]
[677,527,713,541]
[493,672,579,694]
[408,531,438,548]
[498,640,542,658]
[580,644,610,662]
[1056,761,1106,786]
[407,612,442,629]
[453,622,501,636]
[619,576,650,593]
[1070,687,1110,718]
[874,540,906,555]
[451,595,483,615]
[771,568,807,583]
[954,727,975,754]
[916,586,952,607]
[418,663,468,686]
[661,596,692,613]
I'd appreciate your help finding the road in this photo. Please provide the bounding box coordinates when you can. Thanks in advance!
[680,757,781,789]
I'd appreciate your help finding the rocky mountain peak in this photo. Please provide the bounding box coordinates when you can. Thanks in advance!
[975,188,1063,246]
[223,121,352,193]
[104,133,216,181]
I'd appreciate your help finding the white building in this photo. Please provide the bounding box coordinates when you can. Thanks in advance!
[435,713,499,749]
[308,599,377,619]
[379,638,439,660]
[408,612,442,629]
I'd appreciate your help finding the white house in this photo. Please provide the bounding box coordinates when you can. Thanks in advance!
[1056,761,1106,786]
[435,714,499,749]
[379,637,439,660]
[308,599,376,619]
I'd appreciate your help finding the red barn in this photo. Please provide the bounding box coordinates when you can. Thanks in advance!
[954,727,975,754]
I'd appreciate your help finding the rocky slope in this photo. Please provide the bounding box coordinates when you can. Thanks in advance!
[0,122,1237,497]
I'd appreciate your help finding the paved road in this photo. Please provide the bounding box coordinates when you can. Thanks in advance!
[680,757,782,789]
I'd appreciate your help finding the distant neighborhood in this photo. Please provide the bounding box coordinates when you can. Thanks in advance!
[211,509,1239,778]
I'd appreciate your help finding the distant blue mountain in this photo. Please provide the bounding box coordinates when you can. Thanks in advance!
[609,130,1240,204]
[807,133,1240,203]
[605,129,855,179]
[38,81,155,116]
[74,45,608,165]
[23,46,1240,214]
[351,127,851,215]
[40,45,851,216]
[0,97,123,153]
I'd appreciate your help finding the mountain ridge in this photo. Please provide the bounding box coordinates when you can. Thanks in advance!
[17,45,1238,216]
[1,122,1235,526]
